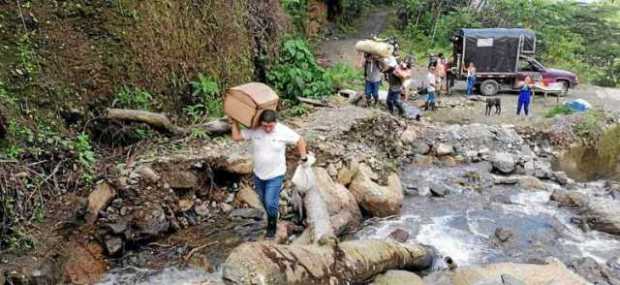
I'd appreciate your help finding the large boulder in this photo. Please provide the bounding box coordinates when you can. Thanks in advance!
[161,170,198,189]
[568,257,620,285]
[348,164,403,217]
[314,167,361,220]
[372,270,425,285]
[125,204,170,241]
[424,258,589,285]
[491,152,516,174]
[584,198,620,235]
[550,190,588,208]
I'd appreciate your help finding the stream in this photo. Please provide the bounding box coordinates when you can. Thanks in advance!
[354,163,620,269]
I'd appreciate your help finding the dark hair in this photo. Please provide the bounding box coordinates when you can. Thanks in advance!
[438,53,444,58]
[259,110,277,123]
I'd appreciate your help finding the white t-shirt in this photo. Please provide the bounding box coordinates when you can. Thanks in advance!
[427,73,436,92]
[241,123,301,180]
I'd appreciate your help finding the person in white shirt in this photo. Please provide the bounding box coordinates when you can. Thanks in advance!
[230,110,307,238]
[425,65,437,111]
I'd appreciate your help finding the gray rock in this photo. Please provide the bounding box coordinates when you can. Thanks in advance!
[492,152,516,174]
[501,274,526,285]
[430,182,450,197]
[553,171,570,186]
[229,208,264,221]
[104,235,123,255]
[106,222,128,234]
[413,142,431,155]
[584,198,620,236]
[436,143,454,156]
[388,228,410,243]
[493,176,519,185]
[129,205,170,241]
[568,257,620,285]
[495,227,514,242]
[550,190,588,208]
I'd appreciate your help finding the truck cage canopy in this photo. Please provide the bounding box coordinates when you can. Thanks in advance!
[454,28,537,74]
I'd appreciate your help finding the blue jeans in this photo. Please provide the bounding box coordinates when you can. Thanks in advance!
[426,91,436,104]
[253,175,284,219]
[387,89,404,115]
[365,80,380,102]
[517,96,530,116]
[466,76,476,96]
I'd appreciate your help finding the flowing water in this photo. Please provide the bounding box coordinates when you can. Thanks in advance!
[354,163,620,270]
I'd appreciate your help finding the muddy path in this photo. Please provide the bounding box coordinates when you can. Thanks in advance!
[318,8,394,67]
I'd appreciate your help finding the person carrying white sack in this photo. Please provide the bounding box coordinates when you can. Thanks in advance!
[230,110,308,239]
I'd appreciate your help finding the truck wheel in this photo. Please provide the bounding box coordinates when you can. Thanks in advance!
[480,79,499,96]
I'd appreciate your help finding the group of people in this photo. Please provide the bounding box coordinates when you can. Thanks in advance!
[228,45,537,241]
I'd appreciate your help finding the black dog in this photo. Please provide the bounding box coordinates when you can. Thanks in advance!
[485,98,501,116]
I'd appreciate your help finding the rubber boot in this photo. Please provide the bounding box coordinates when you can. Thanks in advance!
[265,216,277,239]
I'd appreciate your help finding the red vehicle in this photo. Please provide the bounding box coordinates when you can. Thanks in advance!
[450,28,578,96]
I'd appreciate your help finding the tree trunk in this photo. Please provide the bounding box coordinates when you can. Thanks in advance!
[222,240,433,285]
[105,108,186,135]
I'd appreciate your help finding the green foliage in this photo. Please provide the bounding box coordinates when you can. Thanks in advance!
[73,132,96,183]
[268,39,333,99]
[393,0,620,86]
[189,127,209,140]
[282,103,309,117]
[185,73,222,122]
[18,33,38,76]
[545,105,574,118]
[281,0,308,34]
[573,111,605,140]
[326,63,363,90]
[338,0,372,27]
[114,86,153,110]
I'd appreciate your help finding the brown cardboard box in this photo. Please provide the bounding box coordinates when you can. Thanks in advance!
[224,82,279,128]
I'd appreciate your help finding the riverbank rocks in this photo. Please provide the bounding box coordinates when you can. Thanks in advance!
[568,257,620,285]
[424,258,589,285]
[550,190,587,208]
[127,204,170,241]
[491,152,516,174]
[388,228,410,243]
[436,143,454,156]
[161,170,198,189]
[372,270,424,285]
[584,198,620,235]
[235,184,264,211]
[87,182,116,224]
[349,163,403,217]
[314,167,361,232]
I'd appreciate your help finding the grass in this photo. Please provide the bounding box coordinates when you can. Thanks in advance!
[326,63,363,91]
[545,105,574,118]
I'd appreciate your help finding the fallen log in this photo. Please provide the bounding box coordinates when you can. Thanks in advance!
[196,118,231,136]
[222,240,433,285]
[297,96,332,107]
[105,108,186,135]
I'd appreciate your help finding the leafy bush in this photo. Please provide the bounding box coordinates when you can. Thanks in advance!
[268,39,333,99]
[573,111,605,140]
[281,0,308,34]
[545,105,574,118]
[326,63,363,90]
[185,73,222,122]
[114,86,153,110]
[73,132,96,183]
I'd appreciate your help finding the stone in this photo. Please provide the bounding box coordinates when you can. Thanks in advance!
[229,208,264,221]
[388,229,410,243]
[430,182,450,197]
[106,222,127,235]
[413,142,431,155]
[162,170,198,189]
[104,235,123,256]
[372,270,424,285]
[327,164,338,178]
[400,126,419,144]
[133,165,160,183]
[553,171,570,186]
[221,203,234,213]
[235,184,265,211]
[336,161,359,186]
[225,154,253,175]
[550,190,588,208]
[584,198,620,236]
[86,182,116,224]
[493,176,519,185]
[568,257,620,285]
[436,143,454,156]
[441,156,457,167]
[63,242,107,285]
[313,168,362,234]
[195,202,210,217]
[517,176,546,191]
[178,199,194,212]
[128,205,170,241]
[494,227,514,243]
[348,164,403,217]
[187,254,214,273]
[424,258,590,285]
[491,152,516,174]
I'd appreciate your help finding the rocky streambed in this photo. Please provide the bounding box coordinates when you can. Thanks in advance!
[4,102,620,285]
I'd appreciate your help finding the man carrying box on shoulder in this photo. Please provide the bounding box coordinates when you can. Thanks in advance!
[230,110,308,239]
